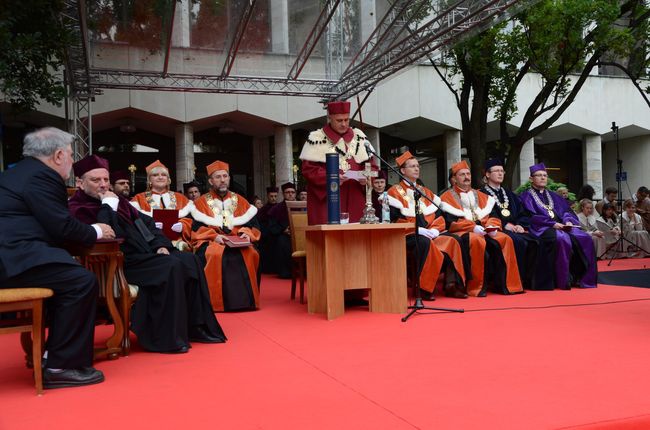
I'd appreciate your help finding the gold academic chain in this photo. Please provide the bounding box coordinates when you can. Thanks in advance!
[529,188,556,219]
[483,185,511,218]
[145,191,177,210]
[205,192,238,229]
[449,188,481,222]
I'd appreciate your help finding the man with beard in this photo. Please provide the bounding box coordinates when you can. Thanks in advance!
[190,160,261,311]
[440,161,523,297]
[110,171,131,199]
[69,155,226,354]
[480,158,552,290]
[267,182,298,279]
[520,163,597,289]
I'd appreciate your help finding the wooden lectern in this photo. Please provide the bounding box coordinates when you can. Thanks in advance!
[304,223,411,320]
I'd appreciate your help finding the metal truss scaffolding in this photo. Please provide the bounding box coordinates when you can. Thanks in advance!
[61,0,97,155]
[63,0,540,104]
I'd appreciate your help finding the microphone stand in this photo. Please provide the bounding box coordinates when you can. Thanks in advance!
[364,143,464,321]
[606,122,649,265]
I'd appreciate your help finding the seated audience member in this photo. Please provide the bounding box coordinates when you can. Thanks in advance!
[577,198,608,259]
[251,195,263,209]
[576,185,596,201]
[298,190,308,201]
[0,127,111,389]
[595,186,618,215]
[633,186,650,231]
[440,161,523,296]
[257,186,279,274]
[622,200,650,257]
[69,155,226,353]
[371,170,388,218]
[574,184,596,213]
[110,171,131,198]
[520,163,597,289]
[190,160,261,311]
[267,182,298,279]
[480,158,551,290]
[556,186,570,201]
[183,181,202,202]
[388,152,466,300]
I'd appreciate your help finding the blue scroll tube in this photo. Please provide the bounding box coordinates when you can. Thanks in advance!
[326,153,340,224]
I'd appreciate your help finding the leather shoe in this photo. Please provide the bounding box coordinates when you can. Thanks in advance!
[160,345,190,354]
[189,326,226,344]
[43,367,104,389]
[419,289,436,301]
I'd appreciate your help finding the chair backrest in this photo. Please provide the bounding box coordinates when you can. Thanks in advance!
[286,201,307,253]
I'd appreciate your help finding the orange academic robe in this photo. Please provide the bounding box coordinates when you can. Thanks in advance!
[387,182,466,294]
[191,190,261,311]
[131,190,195,246]
[440,186,523,296]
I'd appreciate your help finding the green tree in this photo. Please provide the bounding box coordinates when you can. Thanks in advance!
[435,0,650,188]
[0,0,72,112]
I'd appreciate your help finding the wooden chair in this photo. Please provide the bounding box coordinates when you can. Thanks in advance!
[0,288,54,394]
[286,201,308,304]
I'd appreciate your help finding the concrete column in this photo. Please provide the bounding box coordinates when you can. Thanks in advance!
[364,128,380,158]
[270,0,289,53]
[444,130,461,173]
[175,123,195,191]
[582,134,603,199]
[172,0,191,48]
[360,0,377,43]
[274,126,293,187]
[252,137,272,198]
[518,138,535,188]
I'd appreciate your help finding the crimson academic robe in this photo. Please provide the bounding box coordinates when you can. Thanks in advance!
[299,125,374,225]
[191,190,261,311]
[440,186,523,296]
[387,181,466,295]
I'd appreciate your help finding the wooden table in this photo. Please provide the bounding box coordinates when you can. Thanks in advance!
[68,239,126,360]
[303,223,411,320]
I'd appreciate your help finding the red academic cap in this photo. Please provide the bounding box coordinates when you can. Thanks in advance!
[327,101,351,115]
[206,160,229,176]
[396,151,415,168]
[451,160,470,175]
[146,160,168,175]
[73,155,109,178]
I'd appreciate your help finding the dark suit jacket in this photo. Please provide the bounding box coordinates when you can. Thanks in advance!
[0,157,97,281]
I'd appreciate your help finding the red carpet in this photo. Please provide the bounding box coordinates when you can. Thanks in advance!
[2,259,650,429]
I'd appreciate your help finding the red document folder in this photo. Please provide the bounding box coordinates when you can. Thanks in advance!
[152,209,180,240]
[222,235,251,248]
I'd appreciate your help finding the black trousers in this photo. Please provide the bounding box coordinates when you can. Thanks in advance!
[2,263,98,369]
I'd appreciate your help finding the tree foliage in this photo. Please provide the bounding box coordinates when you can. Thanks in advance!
[435,0,650,188]
[0,0,72,112]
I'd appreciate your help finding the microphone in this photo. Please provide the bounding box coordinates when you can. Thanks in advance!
[611,121,618,132]
[364,139,376,155]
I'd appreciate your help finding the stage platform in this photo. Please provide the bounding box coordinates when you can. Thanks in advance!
[2,259,650,429]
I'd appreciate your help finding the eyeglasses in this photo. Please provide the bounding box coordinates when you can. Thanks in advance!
[532,173,548,178]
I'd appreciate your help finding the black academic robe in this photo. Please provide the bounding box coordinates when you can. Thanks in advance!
[480,185,553,290]
[267,201,292,279]
[69,192,225,352]
[257,202,277,273]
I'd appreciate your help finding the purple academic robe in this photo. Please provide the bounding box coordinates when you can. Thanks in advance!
[520,188,597,289]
